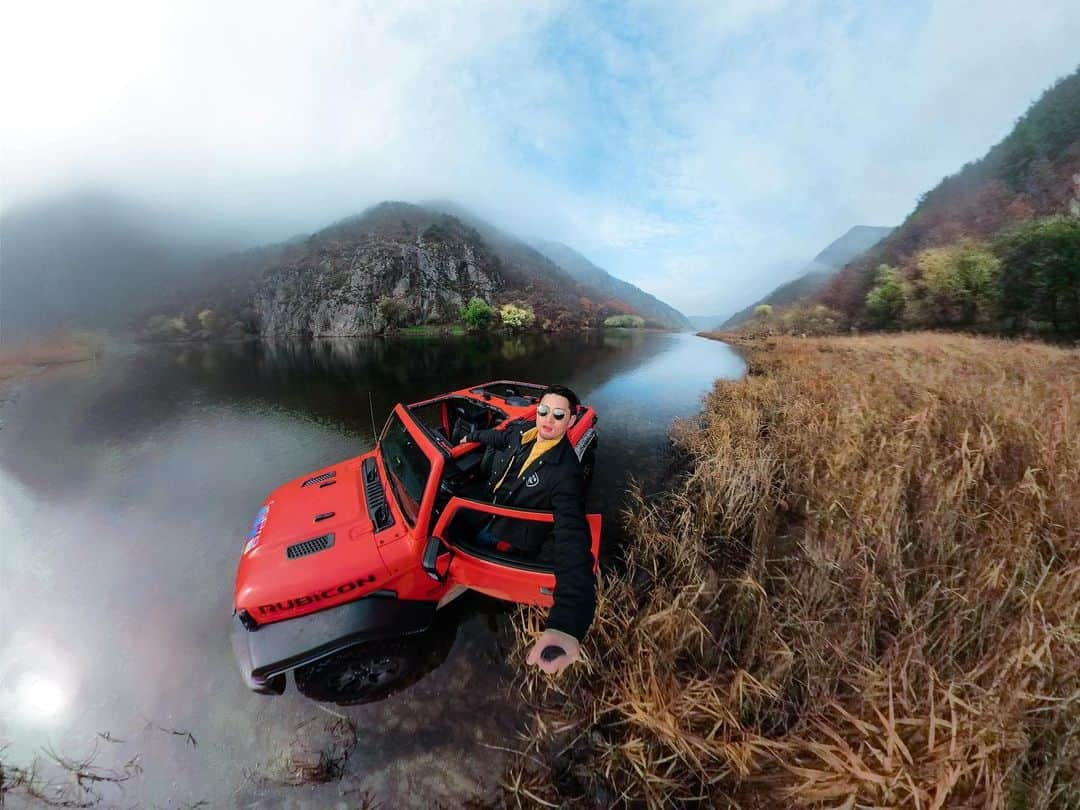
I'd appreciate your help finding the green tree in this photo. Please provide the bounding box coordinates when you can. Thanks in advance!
[865,265,909,328]
[499,302,536,330]
[753,304,773,322]
[460,297,494,330]
[994,217,1080,335]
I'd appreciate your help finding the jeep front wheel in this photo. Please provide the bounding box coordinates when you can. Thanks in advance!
[294,636,426,705]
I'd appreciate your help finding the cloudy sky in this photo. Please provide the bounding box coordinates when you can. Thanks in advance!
[2,1,1078,317]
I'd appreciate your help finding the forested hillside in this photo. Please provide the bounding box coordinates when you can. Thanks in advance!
[819,66,1080,338]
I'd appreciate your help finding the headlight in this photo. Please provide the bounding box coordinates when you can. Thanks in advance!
[243,504,270,554]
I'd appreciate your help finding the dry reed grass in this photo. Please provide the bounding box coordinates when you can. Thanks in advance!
[505,333,1079,809]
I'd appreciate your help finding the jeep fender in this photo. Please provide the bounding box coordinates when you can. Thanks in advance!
[232,593,436,694]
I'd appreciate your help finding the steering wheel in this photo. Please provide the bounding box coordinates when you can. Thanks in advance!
[451,406,481,445]
[503,385,520,398]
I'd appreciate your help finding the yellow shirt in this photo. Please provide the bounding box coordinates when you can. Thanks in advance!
[493,427,560,491]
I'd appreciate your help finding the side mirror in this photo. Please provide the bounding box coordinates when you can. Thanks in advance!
[422,535,453,582]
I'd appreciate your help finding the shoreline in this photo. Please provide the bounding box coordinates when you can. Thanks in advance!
[0,337,103,422]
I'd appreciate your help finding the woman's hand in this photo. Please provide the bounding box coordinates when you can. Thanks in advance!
[526,629,580,675]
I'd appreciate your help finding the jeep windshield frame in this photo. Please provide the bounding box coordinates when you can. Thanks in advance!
[378,408,436,530]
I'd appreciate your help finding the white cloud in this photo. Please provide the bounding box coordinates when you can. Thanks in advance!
[2,1,1078,315]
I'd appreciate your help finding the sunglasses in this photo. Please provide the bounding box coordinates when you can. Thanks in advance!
[536,404,569,421]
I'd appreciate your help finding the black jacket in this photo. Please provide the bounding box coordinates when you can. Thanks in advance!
[469,421,595,640]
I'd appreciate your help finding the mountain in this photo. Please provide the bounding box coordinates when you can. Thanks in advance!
[820,65,1080,324]
[1,193,671,341]
[721,225,893,329]
[530,241,692,330]
[0,191,239,341]
[252,202,650,336]
[421,201,690,329]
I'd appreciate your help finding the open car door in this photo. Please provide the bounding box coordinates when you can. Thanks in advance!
[423,496,601,607]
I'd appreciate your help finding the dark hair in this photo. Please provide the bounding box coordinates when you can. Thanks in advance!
[541,384,580,414]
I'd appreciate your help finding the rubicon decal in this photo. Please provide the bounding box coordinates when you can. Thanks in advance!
[257,575,377,615]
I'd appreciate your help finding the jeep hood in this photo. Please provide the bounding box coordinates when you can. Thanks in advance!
[233,458,391,623]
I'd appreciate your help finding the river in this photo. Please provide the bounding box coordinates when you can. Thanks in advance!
[0,330,743,808]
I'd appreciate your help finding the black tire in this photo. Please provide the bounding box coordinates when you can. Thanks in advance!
[294,636,428,705]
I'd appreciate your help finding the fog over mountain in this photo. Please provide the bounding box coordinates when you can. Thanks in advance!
[720,226,894,329]
[0,190,243,340]
[3,3,1078,319]
[0,194,689,340]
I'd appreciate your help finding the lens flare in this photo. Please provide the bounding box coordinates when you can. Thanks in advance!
[15,672,69,719]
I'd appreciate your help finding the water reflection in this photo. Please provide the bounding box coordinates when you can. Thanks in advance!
[0,330,743,807]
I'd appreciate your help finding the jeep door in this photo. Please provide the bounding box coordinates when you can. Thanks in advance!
[426,497,601,607]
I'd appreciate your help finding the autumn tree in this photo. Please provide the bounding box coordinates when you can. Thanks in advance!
[603,314,645,328]
[911,241,1001,327]
[499,302,536,330]
[780,304,841,336]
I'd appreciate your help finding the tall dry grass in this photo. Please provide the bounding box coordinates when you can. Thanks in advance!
[506,333,1079,809]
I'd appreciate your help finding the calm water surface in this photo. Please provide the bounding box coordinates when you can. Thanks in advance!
[0,330,743,807]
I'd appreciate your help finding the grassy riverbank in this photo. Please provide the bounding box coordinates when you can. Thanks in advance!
[0,333,102,382]
[507,333,1079,808]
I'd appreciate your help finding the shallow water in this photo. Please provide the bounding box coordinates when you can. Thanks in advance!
[0,330,743,807]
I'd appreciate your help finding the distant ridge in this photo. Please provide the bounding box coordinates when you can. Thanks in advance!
[531,241,692,330]
[721,225,893,329]
[421,201,691,330]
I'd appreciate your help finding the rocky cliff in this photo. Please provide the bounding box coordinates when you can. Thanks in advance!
[252,202,659,336]
[255,207,503,336]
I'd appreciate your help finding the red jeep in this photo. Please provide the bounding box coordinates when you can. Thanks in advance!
[231,381,601,703]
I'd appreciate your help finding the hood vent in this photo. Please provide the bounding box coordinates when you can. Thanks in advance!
[286,533,334,559]
[302,471,336,488]
[362,457,394,532]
